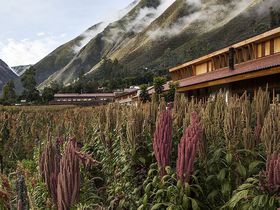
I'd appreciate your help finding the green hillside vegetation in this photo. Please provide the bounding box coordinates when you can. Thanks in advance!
[14,0,280,93]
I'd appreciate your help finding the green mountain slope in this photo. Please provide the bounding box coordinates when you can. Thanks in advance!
[33,23,104,85]
[38,0,165,88]
[31,0,280,90]
[0,59,18,93]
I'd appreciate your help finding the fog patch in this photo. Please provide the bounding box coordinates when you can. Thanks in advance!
[148,0,255,40]
[103,0,176,43]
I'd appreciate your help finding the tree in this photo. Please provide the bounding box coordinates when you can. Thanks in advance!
[153,77,166,96]
[2,81,16,103]
[21,67,40,102]
[139,84,151,103]
[41,87,56,103]
[164,82,178,102]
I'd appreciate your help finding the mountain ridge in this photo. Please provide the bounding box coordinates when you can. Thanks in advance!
[17,0,280,91]
[0,59,18,93]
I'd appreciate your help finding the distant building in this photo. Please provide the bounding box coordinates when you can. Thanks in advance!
[51,93,115,106]
[169,27,280,100]
[114,87,140,105]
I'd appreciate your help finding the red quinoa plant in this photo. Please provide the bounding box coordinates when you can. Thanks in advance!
[153,109,172,177]
[57,139,81,210]
[176,112,203,183]
[39,133,61,202]
[40,136,98,210]
[259,152,280,193]
[225,152,280,209]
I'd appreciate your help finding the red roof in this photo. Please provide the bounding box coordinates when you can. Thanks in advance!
[178,53,280,88]
[54,93,115,98]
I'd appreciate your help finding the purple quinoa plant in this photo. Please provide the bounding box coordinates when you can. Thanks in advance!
[40,136,98,210]
[57,139,81,210]
[39,133,61,202]
[259,152,280,194]
[176,112,203,183]
[153,109,172,177]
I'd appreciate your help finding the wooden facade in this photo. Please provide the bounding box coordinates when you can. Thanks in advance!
[169,27,280,98]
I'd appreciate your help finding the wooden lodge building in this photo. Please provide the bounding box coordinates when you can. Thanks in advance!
[51,93,115,106]
[169,27,280,100]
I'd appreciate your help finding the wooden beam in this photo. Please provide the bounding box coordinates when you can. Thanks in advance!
[248,44,253,59]
[177,66,280,92]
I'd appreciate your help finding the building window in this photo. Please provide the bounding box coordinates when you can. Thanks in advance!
[274,37,280,53]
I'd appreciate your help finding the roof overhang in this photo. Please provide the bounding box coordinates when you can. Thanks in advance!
[177,66,280,92]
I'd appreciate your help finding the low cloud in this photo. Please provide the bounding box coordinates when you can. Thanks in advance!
[148,0,254,40]
[256,0,280,15]
[0,36,63,66]
[37,32,45,36]
[73,0,142,52]
[73,23,107,53]
[125,0,176,33]
[103,0,176,43]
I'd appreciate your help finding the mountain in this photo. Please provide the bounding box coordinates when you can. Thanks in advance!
[33,22,105,86]
[28,0,280,90]
[0,59,18,93]
[12,65,32,76]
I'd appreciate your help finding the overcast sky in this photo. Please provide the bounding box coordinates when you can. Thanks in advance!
[0,0,133,66]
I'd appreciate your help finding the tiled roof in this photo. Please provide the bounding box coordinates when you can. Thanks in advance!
[54,93,115,98]
[178,53,280,88]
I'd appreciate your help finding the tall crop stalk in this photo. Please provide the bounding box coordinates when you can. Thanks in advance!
[39,132,61,202]
[126,107,145,157]
[176,112,203,183]
[0,113,10,173]
[173,93,187,129]
[159,97,167,113]
[261,105,280,155]
[150,93,159,133]
[40,134,97,210]
[16,174,29,210]
[224,96,243,151]
[213,91,227,142]
[57,139,81,210]
[259,152,280,193]
[153,109,172,177]
[252,87,270,128]
[240,93,254,150]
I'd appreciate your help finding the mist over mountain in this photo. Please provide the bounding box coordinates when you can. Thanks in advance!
[12,0,280,91]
